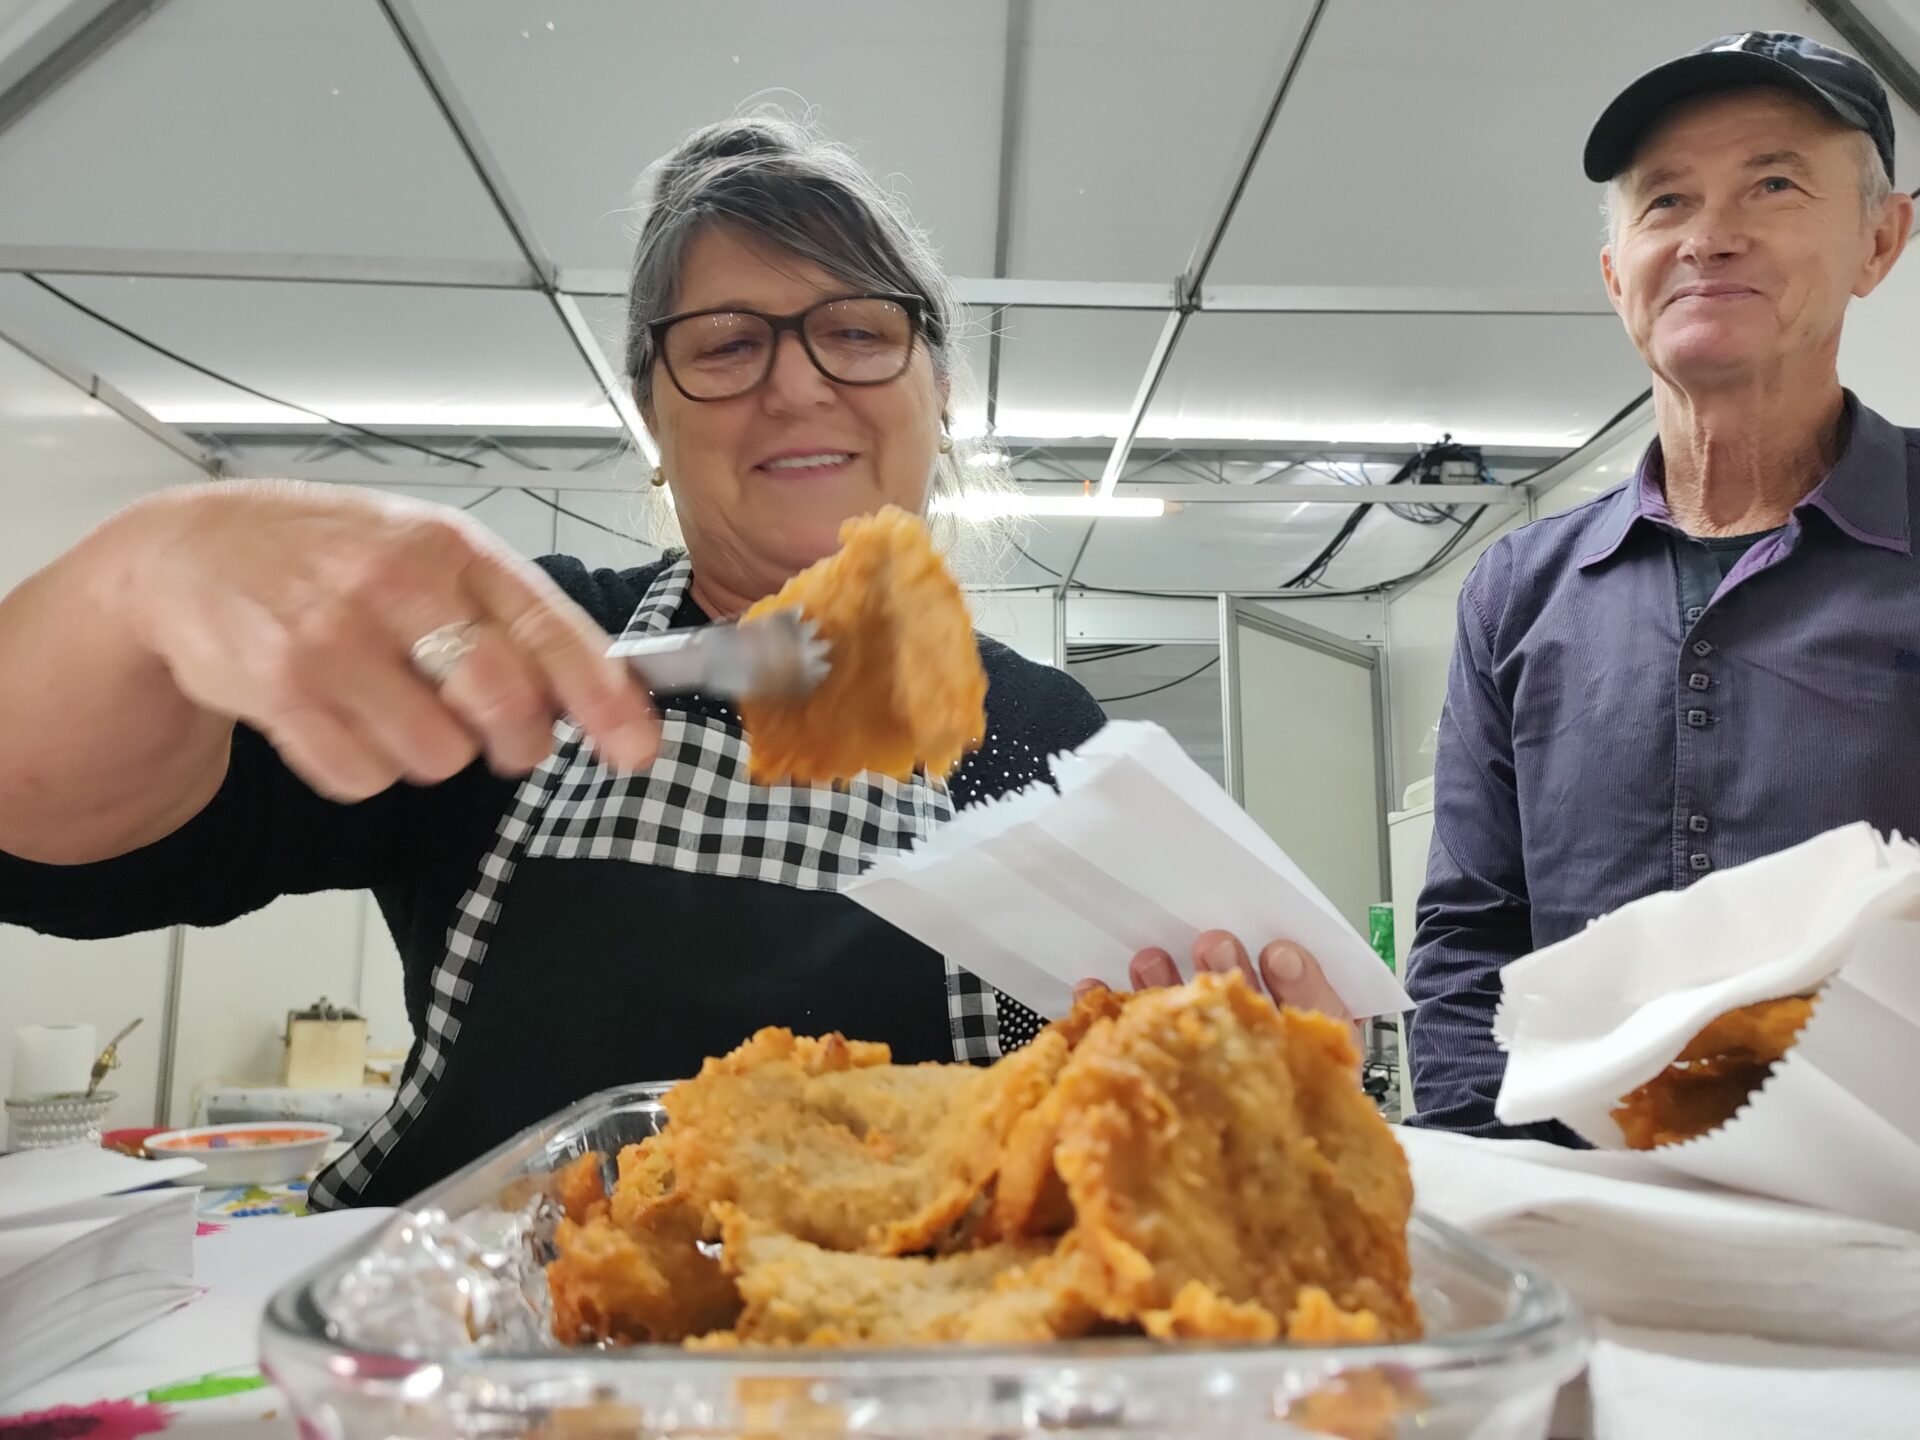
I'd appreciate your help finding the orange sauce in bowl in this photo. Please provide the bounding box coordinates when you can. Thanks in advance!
[153,1127,330,1151]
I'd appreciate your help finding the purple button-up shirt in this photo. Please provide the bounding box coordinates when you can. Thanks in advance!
[1405,396,1920,1141]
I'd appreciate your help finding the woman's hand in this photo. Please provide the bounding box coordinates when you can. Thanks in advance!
[128,482,660,800]
[1076,930,1365,1047]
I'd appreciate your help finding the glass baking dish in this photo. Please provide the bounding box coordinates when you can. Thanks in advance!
[263,1082,1586,1439]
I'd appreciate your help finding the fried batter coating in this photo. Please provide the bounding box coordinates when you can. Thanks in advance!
[988,988,1140,1241]
[1677,995,1815,1065]
[1281,1367,1422,1440]
[551,1150,610,1225]
[1285,1286,1388,1344]
[1611,996,1817,1149]
[660,1024,1056,1255]
[740,507,987,784]
[546,976,1421,1353]
[691,1204,1093,1347]
[546,1193,741,1344]
[1043,973,1419,1341]
[606,1134,676,1231]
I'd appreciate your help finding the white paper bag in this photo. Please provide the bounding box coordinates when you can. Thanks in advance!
[848,720,1412,1020]
[1495,822,1920,1231]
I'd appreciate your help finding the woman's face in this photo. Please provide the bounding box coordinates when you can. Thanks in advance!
[644,226,945,610]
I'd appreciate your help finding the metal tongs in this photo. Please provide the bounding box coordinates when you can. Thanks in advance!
[606,610,831,701]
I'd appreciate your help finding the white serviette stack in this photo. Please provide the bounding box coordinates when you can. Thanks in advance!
[1400,1127,1920,1439]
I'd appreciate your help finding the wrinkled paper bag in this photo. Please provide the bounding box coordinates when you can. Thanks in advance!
[1496,822,1920,1231]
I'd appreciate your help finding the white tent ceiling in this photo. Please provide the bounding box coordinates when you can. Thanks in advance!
[1,0,1916,596]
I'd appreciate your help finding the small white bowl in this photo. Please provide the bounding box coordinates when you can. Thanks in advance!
[144,1121,340,1187]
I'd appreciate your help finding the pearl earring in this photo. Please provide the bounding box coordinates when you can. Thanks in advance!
[938,434,954,455]
[651,466,668,488]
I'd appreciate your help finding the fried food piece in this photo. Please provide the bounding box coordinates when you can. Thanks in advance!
[552,1151,610,1225]
[988,987,1141,1241]
[1677,995,1815,1065]
[547,1133,739,1344]
[1285,1287,1386,1344]
[740,506,987,784]
[1612,1062,1772,1150]
[546,1195,741,1344]
[701,1023,894,1078]
[546,977,1422,1353]
[1141,1281,1280,1341]
[606,1134,675,1231]
[696,1205,1093,1347]
[1043,981,1136,1047]
[1281,1368,1423,1440]
[661,1024,1059,1255]
[1041,972,1420,1341]
[1135,1282,1384,1345]
[1611,996,1817,1149]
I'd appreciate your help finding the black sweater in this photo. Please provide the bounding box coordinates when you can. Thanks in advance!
[0,555,1106,1205]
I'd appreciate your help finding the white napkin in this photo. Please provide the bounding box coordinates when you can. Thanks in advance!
[0,1144,204,1223]
[1493,823,1920,1230]
[1398,1126,1920,1353]
[4,1209,392,1413]
[1588,1324,1920,1440]
[848,721,1412,1019]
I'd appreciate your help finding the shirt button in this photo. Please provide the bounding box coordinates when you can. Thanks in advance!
[1685,606,1705,624]
[1688,673,1710,691]
[1690,853,1712,873]
[1693,639,1715,657]
[1689,814,1710,833]
[1686,709,1710,727]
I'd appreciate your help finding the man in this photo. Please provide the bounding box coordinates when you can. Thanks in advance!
[1405,32,1917,1138]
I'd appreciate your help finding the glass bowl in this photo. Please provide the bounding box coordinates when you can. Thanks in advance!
[263,1083,1586,1439]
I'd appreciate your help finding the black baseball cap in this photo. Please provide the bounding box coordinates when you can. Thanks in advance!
[1584,31,1896,184]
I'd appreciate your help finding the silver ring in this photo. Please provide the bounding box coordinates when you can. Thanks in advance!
[409,621,478,685]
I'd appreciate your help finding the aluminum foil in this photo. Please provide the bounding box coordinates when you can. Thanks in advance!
[317,1192,563,1354]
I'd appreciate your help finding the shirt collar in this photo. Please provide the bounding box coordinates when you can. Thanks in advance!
[1577,393,1910,569]
[1807,398,1910,554]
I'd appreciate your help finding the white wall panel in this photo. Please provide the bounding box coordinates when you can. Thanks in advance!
[1228,605,1383,931]
[165,891,365,1125]
[0,335,205,1127]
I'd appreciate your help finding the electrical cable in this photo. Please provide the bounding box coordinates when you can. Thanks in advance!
[1013,391,1653,599]
[511,490,657,546]
[1093,654,1219,704]
[25,275,486,469]
[1068,643,1161,663]
[25,274,1653,596]
[24,278,676,553]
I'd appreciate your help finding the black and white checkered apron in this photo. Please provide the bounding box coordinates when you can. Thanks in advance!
[311,555,1023,1208]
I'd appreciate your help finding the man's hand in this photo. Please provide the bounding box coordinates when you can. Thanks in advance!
[1076,930,1366,1050]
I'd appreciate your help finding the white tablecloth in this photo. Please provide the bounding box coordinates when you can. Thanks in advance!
[3,1210,390,1434]
[8,1134,1917,1438]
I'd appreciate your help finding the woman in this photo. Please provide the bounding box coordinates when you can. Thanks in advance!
[0,117,1347,1207]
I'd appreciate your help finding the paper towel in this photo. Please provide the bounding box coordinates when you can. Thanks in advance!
[9,1026,96,1100]
[846,720,1412,1020]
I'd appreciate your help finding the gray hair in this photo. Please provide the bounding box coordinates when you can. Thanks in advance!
[621,110,1017,573]
[1602,128,1893,240]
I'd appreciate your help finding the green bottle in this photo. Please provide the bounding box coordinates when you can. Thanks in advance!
[1368,903,1396,974]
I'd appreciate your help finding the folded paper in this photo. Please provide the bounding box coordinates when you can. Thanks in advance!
[848,720,1412,1020]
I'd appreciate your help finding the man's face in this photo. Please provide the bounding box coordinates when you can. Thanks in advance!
[1601,87,1905,393]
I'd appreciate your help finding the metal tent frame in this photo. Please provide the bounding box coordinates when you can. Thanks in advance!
[0,0,1914,590]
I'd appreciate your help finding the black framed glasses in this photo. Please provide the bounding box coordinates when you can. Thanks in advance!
[648,292,925,402]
